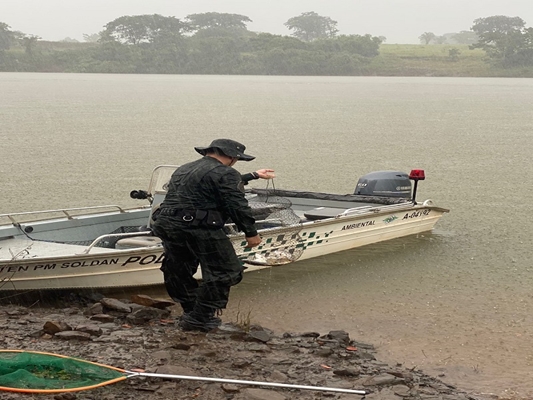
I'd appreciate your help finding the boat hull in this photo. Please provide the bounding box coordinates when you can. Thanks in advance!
[297,206,444,261]
[238,201,446,265]
[1,203,447,292]
[1,165,448,292]
[0,248,164,291]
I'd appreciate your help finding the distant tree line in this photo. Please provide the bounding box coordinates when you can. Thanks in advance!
[1,13,532,74]
[0,12,382,75]
[419,15,533,67]
[418,31,478,45]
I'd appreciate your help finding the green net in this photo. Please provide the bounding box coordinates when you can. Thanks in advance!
[0,351,124,391]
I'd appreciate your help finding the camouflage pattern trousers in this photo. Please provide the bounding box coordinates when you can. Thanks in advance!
[152,216,244,314]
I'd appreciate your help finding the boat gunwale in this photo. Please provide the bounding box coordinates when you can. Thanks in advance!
[0,205,152,228]
[229,201,448,239]
[306,203,449,226]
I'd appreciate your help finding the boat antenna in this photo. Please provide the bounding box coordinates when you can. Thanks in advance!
[409,169,425,204]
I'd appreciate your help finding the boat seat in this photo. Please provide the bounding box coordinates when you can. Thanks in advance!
[303,207,347,221]
[115,236,161,249]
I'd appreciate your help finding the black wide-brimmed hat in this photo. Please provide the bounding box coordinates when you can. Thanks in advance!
[195,139,255,161]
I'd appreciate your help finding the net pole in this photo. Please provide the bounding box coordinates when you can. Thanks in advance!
[126,371,366,395]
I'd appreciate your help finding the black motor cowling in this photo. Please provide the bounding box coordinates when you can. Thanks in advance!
[354,171,412,198]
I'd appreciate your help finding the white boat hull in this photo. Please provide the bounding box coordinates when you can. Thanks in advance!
[238,200,446,265]
[297,208,443,261]
[0,166,448,292]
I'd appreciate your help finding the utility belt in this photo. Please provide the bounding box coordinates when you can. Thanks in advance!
[155,207,226,229]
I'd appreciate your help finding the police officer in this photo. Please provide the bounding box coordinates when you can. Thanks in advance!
[152,139,274,332]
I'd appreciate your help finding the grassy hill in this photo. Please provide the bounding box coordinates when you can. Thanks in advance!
[373,44,533,77]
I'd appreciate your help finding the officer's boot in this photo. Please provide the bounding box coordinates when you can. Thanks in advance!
[181,302,195,314]
[176,301,195,322]
[179,305,221,332]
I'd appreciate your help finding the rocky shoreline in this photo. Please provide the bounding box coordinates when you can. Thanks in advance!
[1,294,486,400]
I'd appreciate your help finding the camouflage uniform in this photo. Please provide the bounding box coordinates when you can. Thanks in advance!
[152,153,258,322]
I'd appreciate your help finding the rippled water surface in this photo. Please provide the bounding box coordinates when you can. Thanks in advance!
[1,73,532,398]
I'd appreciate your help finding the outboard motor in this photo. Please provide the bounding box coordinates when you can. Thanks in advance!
[354,171,412,198]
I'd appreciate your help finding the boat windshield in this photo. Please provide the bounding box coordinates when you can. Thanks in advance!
[148,165,178,195]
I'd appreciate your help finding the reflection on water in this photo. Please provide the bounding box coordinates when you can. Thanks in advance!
[1,73,533,398]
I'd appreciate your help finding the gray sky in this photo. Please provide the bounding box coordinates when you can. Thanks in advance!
[1,0,532,44]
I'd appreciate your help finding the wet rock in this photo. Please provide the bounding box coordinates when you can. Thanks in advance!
[325,330,350,344]
[75,323,102,336]
[315,347,334,357]
[97,322,117,330]
[247,343,271,352]
[109,329,143,341]
[171,342,192,351]
[151,350,172,363]
[62,307,80,315]
[100,297,132,313]
[238,388,287,400]
[392,384,411,396]
[28,329,44,338]
[268,370,288,382]
[222,383,240,393]
[135,384,161,392]
[6,308,28,317]
[43,320,72,334]
[357,350,377,360]
[232,359,252,368]
[352,340,375,350]
[154,382,178,397]
[200,349,217,358]
[248,329,271,343]
[54,331,91,341]
[126,306,170,324]
[365,387,403,399]
[333,367,361,377]
[299,331,320,338]
[385,369,414,382]
[90,313,115,323]
[363,373,404,387]
[84,302,103,315]
[130,294,176,309]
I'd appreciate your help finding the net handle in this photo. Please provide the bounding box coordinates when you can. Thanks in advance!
[126,371,366,395]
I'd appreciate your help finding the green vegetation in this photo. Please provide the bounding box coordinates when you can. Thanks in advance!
[2,41,530,77]
[285,11,338,42]
[1,12,532,77]
[372,44,493,76]
[471,15,533,69]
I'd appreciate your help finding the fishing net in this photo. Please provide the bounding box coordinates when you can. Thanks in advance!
[0,350,366,395]
[0,351,125,392]
[232,186,304,266]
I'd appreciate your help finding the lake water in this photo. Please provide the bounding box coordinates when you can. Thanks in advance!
[1,73,532,399]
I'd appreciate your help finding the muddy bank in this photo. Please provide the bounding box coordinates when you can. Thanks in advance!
[1,294,490,400]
